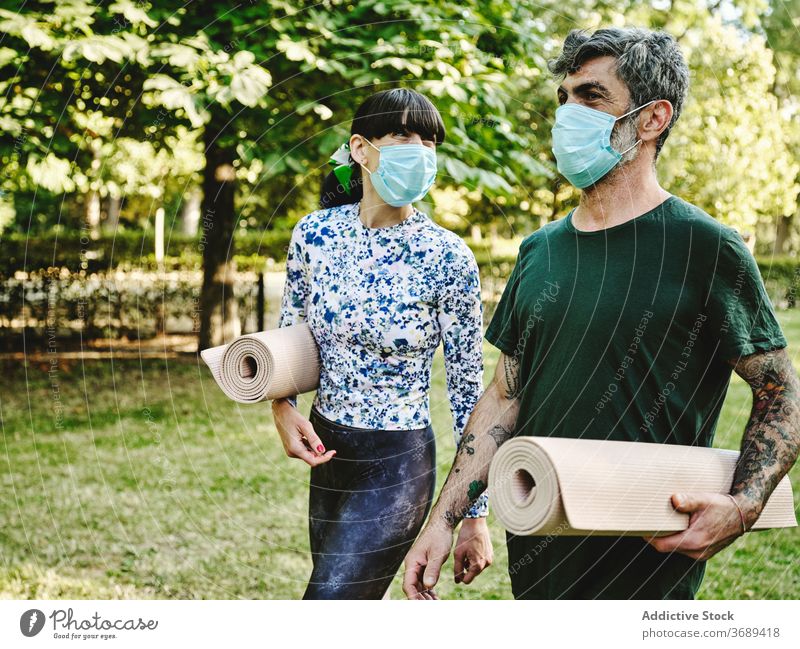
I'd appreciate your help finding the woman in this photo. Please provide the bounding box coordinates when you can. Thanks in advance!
[272,88,490,599]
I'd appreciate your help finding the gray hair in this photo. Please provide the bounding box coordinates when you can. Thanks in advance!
[548,27,690,158]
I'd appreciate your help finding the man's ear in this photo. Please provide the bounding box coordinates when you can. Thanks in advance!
[349,134,368,166]
[640,99,673,145]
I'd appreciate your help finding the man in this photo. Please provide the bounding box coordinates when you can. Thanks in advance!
[403,27,800,599]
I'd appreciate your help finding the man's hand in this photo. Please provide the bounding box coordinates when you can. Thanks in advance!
[402,351,521,599]
[453,517,493,584]
[403,521,455,599]
[644,492,748,561]
[649,348,800,562]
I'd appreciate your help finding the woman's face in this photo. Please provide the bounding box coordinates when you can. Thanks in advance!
[350,130,436,174]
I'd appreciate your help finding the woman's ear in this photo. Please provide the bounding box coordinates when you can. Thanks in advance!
[349,134,369,166]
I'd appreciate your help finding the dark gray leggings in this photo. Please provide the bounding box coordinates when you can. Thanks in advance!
[303,404,436,599]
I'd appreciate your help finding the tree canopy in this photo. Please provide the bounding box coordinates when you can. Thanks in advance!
[1,0,798,343]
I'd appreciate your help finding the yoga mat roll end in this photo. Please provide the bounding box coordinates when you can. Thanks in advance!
[489,436,797,537]
[201,323,321,403]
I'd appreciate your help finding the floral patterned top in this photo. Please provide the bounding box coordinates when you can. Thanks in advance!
[278,201,488,517]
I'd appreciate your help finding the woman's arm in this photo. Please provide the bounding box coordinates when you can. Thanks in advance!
[271,217,334,466]
[275,220,312,408]
[436,242,488,518]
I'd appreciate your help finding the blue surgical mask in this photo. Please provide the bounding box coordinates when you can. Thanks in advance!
[359,137,437,207]
[551,100,657,189]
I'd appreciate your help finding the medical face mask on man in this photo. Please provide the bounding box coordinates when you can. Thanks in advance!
[550,99,658,189]
[358,136,437,207]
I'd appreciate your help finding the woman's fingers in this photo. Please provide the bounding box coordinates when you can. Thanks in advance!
[273,404,335,461]
[293,444,336,467]
[298,419,327,455]
[277,412,336,466]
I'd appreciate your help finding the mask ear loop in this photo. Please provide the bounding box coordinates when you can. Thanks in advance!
[614,99,659,156]
[357,136,381,176]
[618,139,642,157]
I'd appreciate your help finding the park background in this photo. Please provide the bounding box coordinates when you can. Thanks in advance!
[1,0,799,598]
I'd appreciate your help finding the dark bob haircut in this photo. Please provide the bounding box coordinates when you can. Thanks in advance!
[320,88,446,209]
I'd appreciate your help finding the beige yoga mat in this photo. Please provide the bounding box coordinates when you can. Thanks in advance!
[200,323,320,403]
[488,436,797,536]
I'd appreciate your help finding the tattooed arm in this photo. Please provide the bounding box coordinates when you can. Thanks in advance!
[439,351,522,528]
[647,348,800,561]
[728,348,800,525]
[402,351,522,598]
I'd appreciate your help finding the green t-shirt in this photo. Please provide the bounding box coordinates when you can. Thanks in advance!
[484,194,787,599]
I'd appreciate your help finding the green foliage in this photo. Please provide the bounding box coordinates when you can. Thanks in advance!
[0,0,798,246]
[656,14,799,234]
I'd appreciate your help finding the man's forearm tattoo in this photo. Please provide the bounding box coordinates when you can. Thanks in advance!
[441,481,488,530]
[437,365,521,531]
[442,504,472,530]
[467,479,486,501]
[503,353,521,399]
[729,349,800,520]
[488,424,512,447]
[457,432,476,456]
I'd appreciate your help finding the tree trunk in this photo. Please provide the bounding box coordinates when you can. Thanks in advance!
[774,214,793,255]
[86,140,101,237]
[742,231,756,254]
[198,125,240,350]
[180,188,202,236]
[105,195,121,232]
[470,223,482,243]
[85,190,101,236]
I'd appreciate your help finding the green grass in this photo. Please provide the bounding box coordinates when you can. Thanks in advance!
[2,313,800,599]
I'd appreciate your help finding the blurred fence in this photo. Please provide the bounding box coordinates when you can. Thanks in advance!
[0,229,520,344]
[3,240,796,346]
[0,260,518,344]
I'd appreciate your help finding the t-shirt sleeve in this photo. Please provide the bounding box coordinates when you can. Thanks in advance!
[484,241,527,357]
[705,228,787,361]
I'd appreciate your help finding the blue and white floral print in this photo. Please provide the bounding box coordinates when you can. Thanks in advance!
[278,201,488,517]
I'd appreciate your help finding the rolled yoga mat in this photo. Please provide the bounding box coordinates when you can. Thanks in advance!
[200,323,320,403]
[488,436,797,536]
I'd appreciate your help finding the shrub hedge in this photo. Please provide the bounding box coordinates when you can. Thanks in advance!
[4,234,800,342]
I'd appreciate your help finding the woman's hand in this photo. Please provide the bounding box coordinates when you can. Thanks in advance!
[271,399,336,467]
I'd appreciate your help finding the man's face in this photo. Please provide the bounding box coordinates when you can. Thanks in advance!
[556,55,632,119]
[556,54,643,168]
